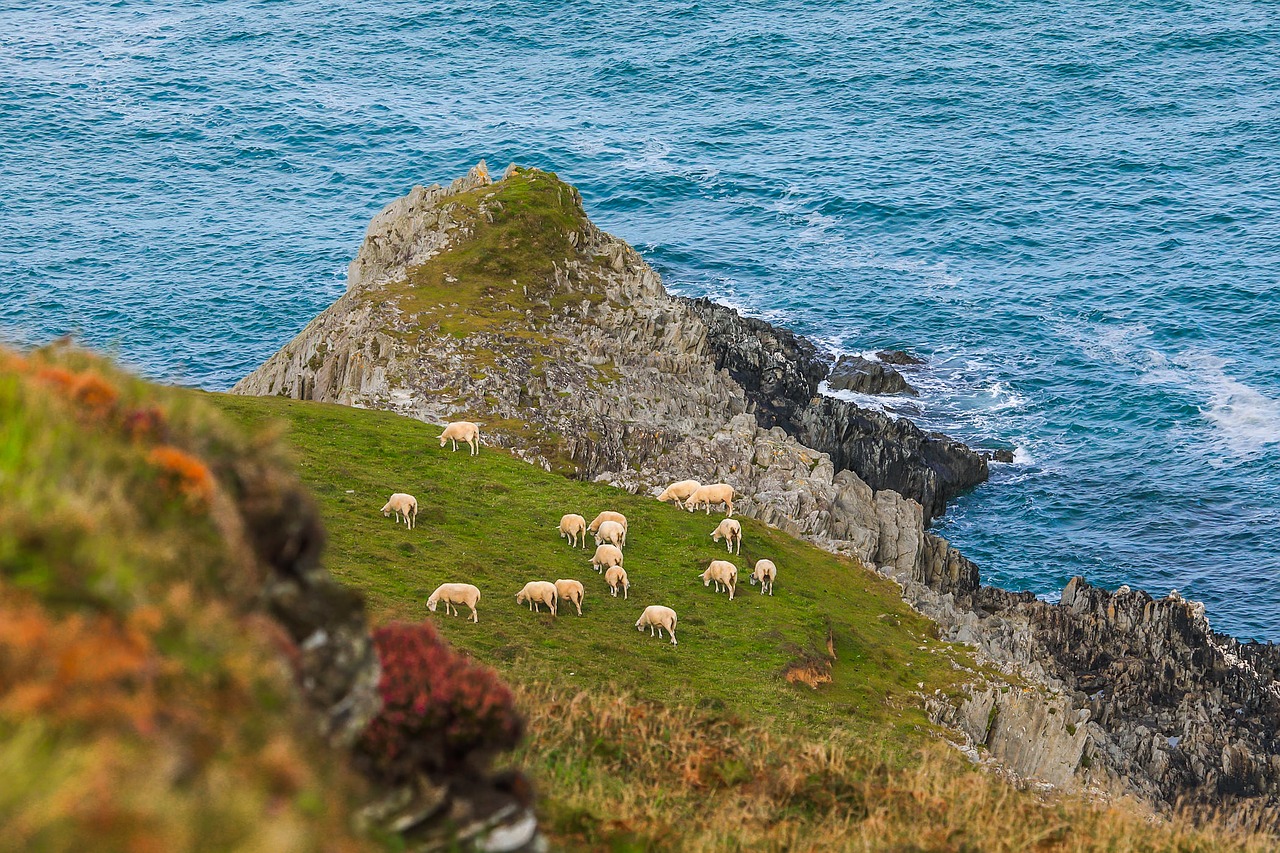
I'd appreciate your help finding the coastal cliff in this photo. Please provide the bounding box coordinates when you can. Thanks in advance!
[234,164,1280,823]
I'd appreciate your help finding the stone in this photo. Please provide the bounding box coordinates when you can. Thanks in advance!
[827,355,918,396]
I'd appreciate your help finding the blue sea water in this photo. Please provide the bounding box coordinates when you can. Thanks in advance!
[3,1,1279,638]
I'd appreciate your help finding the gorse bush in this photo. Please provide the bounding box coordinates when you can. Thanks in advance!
[358,621,524,783]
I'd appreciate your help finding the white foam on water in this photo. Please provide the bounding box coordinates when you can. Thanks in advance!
[620,138,720,185]
[817,381,905,418]
[1140,350,1280,462]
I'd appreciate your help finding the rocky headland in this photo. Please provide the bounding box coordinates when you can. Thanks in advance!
[234,163,1280,826]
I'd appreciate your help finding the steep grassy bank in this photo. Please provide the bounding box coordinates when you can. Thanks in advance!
[209,392,1280,852]
[209,392,974,737]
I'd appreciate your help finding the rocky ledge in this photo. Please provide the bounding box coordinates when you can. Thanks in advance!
[234,164,1280,825]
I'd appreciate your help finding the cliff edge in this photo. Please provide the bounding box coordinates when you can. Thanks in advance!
[235,164,1280,825]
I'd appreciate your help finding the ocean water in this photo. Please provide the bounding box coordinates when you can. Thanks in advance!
[3,1,1278,638]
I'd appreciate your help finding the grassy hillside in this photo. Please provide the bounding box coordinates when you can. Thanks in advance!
[210,392,1280,852]
[209,392,976,738]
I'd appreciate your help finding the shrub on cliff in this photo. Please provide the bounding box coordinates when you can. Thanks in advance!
[357,621,523,783]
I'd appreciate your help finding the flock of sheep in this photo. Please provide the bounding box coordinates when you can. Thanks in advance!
[378,421,779,648]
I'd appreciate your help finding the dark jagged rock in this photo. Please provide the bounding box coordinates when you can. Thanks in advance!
[682,298,984,522]
[983,449,1017,464]
[925,577,1280,819]
[877,349,925,366]
[827,354,918,396]
[795,396,988,525]
[681,296,830,429]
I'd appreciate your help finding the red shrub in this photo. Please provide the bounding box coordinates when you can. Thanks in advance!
[358,622,523,782]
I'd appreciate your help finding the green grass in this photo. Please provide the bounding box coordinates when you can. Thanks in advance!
[209,393,979,739]
[377,168,589,339]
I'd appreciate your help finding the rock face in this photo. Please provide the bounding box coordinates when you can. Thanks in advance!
[235,165,1280,824]
[827,355,918,396]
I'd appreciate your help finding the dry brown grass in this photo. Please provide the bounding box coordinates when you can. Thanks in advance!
[512,682,1280,852]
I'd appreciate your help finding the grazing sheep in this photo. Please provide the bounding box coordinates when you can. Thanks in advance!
[635,605,678,645]
[700,560,738,600]
[657,480,700,504]
[750,559,777,595]
[588,511,629,536]
[558,513,588,548]
[710,518,742,555]
[427,583,481,623]
[589,543,624,573]
[516,581,559,616]
[605,565,630,599]
[555,579,585,616]
[439,421,481,455]
[594,519,626,549]
[380,493,418,529]
[685,483,735,517]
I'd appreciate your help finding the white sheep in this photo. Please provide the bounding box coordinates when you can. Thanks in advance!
[700,560,738,600]
[380,493,418,529]
[710,518,742,555]
[635,605,678,645]
[594,519,626,549]
[588,511,628,540]
[657,480,700,504]
[427,583,481,623]
[605,565,630,599]
[558,513,588,548]
[589,543,624,573]
[750,559,777,595]
[439,421,481,455]
[685,483,736,517]
[555,579,585,616]
[516,581,559,616]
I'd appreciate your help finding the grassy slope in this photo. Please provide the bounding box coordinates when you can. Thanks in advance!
[209,394,1280,852]
[209,393,976,738]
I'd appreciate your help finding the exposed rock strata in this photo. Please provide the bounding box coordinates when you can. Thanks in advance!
[234,165,1280,824]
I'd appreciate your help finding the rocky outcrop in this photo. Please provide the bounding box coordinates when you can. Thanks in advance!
[682,298,986,523]
[827,354,918,396]
[234,165,1280,824]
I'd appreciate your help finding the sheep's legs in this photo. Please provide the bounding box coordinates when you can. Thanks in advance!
[469,606,478,623]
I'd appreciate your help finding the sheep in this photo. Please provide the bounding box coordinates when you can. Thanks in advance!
[588,511,628,533]
[516,581,558,616]
[657,480,700,504]
[427,583,481,623]
[555,579,585,616]
[605,565,630,599]
[710,518,742,555]
[635,605,678,645]
[558,513,588,548]
[700,560,738,600]
[685,483,735,517]
[589,543,624,573]
[380,493,418,529]
[594,519,626,549]
[750,559,777,595]
[439,421,481,455]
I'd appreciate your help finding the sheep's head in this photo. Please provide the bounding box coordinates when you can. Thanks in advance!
[438,435,447,447]
[426,597,438,612]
